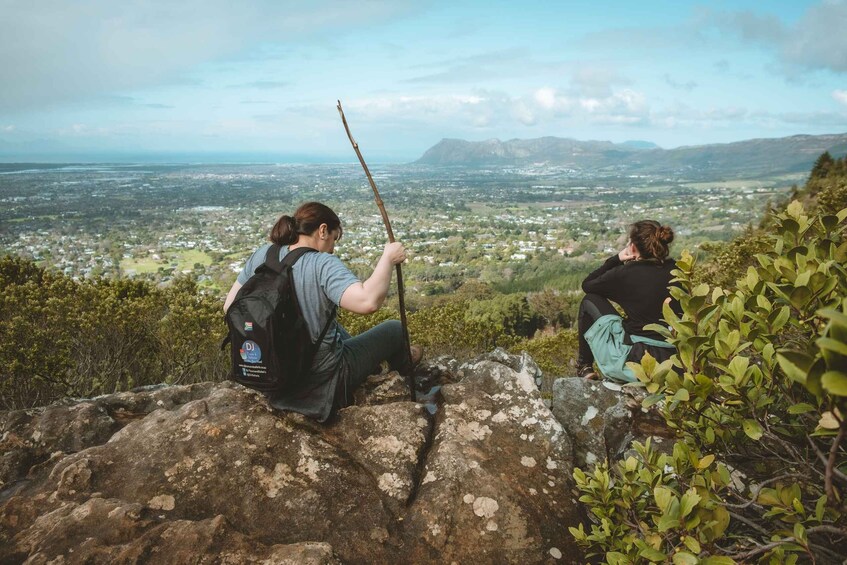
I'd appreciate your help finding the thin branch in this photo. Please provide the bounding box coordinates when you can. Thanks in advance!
[825,418,847,500]
[724,525,845,562]
[808,524,847,538]
[728,511,770,535]
[727,538,796,562]
[724,473,808,509]
[808,434,847,484]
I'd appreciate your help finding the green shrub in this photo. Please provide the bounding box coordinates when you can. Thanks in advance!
[0,262,228,409]
[570,201,847,563]
[571,438,733,564]
[339,298,515,359]
[511,328,577,378]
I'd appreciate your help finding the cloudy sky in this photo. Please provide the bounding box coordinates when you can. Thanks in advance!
[1,0,846,161]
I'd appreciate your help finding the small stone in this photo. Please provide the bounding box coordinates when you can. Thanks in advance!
[463,494,475,504]
[550,547,562,559]
[520,456,537,468]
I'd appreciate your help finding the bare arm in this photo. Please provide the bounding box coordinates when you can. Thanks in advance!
[340,242,406,314]
[223,281,243,312]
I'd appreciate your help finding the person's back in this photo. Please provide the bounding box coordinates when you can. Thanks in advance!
[576,220,678,381]
[224,201,421,421]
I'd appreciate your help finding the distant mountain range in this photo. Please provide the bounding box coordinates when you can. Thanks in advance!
[415,133,847,178]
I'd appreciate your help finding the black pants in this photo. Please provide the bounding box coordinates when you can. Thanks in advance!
[577,294,619,366]
[577,294,676,367]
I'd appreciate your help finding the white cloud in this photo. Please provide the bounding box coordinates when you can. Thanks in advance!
[2,125,15,132]
[833,90,847,106]
[714,1,847,75]
[0,1,420,114]
[534,88,557,110]
[328,86,651,132]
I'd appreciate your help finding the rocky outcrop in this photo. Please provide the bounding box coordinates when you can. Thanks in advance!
[550,377,674,469]
[1,352,582,564]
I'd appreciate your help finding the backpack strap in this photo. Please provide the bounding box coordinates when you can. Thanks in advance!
[314,305,337,346]
[260,244,315,274]
[276,246,334,346]
[280,246,317,268]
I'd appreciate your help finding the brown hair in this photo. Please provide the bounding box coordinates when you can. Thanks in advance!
[269,202,342,246]
[629,220,674,262]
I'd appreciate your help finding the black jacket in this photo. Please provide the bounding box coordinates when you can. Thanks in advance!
[582,254,679,340]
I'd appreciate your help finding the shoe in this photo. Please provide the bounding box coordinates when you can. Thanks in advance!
[397,345,423,375]
[409,345,423,367]
[577,364,599,380]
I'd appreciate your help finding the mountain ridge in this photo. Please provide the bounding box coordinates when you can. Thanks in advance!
[415,132,847,178]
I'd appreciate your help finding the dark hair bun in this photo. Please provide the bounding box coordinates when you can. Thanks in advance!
[657,225,674,244]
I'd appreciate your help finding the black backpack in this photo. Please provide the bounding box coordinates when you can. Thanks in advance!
[223,245,335,393]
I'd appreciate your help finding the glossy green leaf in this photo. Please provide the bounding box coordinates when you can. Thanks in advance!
[821,214,840,231]
[769,306,791,332]
[787,402,816,414]
[673,552,698,565]
[673,388,690,402]
[698,454,716,469]
[815,495,827,522]
[680,488,702,517]
[727,356,749,381]
[683,536,701,554]
[639,546,667,562]
[642,394,664,408]
[816,337,847,356]
[656,514,680,532]
[701,558,736,565]
[692,283,710,297]
[654,486,673,511]
[789,286,812,310]
[742,419,763,440]
[782,217,800,234]
[776,351,814,384]
[818,308,847,328]
[821,371,847,396]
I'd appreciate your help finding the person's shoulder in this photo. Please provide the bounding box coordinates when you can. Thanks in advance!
[245,242,274,263]
[302,251,351,274]
[255,242,274,255]
[308,250,344,265]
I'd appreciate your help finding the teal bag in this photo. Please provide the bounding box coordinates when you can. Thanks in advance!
[583,314,675,383]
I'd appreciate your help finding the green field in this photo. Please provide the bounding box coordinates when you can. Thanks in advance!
[121,249,213,275]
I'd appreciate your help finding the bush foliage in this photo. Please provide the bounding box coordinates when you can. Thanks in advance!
[0,258,228,409]
[571,199,847,563]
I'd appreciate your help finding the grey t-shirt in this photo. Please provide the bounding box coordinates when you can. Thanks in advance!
[236,243,359,421]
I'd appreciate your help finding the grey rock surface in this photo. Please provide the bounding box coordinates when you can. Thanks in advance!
[1,352,584,564]
[550,377,673,469]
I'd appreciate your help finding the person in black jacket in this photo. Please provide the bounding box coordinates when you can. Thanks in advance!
[576,220,679,380]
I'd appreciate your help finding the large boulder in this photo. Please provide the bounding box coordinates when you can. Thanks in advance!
[402,357,579,563]
[1,353,584,564]
[550,377,673,469]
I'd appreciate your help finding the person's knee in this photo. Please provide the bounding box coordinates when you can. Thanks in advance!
[379,319,402,333]
[580,294,601,316]
[582,293,605,306]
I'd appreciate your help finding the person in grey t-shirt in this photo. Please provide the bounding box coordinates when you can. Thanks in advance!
[224,202,421,422]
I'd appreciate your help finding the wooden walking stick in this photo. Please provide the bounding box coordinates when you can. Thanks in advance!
[337,100,416,402]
